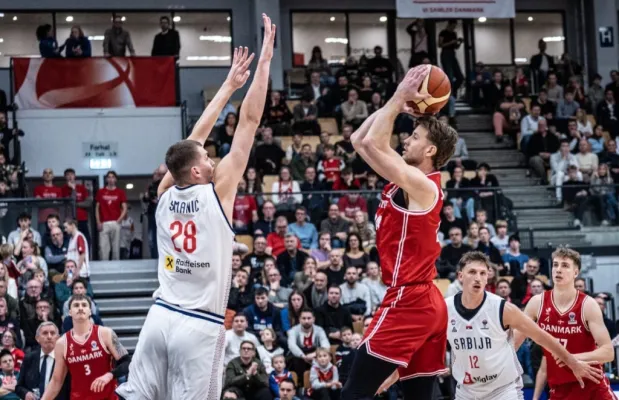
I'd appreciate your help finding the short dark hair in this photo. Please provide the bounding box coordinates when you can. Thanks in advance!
[457,251,490,272]
[508,234,520,244]
[327,284,341,292]
[160,16,170,23]
[36,24,52,41]
[68,293,92,309]
[299,308,314,317]
[47,214,60,222]
[165,140,203,183]
[0,349,11,362]
[64,168,76,176]
[478,226,490,235]
[105,170,118,180]
[240,340,256,351]
[340,326,353,334]
[254,286,269,297]
[416,116,458,170]
[71,278,88,292]
[280,378,296,389]
[17,212,31,223]
[497,278,511,287]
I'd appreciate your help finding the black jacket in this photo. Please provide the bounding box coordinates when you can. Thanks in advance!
[16,348,71,399]
[314,302,353,343]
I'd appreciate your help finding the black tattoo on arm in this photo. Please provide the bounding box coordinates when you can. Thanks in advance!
[111,330,128,359]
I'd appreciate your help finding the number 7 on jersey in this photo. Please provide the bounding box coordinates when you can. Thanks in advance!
[170,220,197,253]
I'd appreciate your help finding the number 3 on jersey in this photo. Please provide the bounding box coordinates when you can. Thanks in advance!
[170,220,197,253]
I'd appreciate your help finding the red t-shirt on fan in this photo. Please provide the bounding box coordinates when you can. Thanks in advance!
[337,196,367,219]
[61,184,90,221]
[374,172,443,286]
[64,324,117,399]
[96,187,127,223]
[319,158,343,182]
[233,195,257,227]
[33,185,63,222]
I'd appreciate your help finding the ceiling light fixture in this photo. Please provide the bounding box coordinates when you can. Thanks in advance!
[478,17,487,23]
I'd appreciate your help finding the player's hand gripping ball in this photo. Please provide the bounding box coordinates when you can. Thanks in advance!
[406,65,452,115]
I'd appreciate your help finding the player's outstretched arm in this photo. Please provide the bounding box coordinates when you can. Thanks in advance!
[572,296,615,364]
[157,46,255,197]
[91,327,131,393]
[214,13,275,220]
[41,339,69,400]
[513,293,541,350]
[355,67,438,209]
[503,301,603,388]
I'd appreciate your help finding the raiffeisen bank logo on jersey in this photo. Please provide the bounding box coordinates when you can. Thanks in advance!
[164,255,210,274]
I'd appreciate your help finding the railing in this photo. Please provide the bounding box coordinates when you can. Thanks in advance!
[0,198,76,238]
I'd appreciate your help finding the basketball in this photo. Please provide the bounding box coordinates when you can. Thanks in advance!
[407,65,452,115]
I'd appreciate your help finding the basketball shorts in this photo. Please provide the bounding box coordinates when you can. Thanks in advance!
[361,282,448,379]
[549,377,618,400]
[455,377,524,400]
[115,298,226,400]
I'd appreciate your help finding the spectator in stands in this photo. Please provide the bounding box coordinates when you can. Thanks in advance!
[0,264,16,302]
[0,340,21,386]
[103,16,135,57]
[342,232,369,271]
[340,89,368,130]
[43,227,67,277]
[15,240,48,293]
[490,220,509,254]
[151,16,180,58]
[300,167,326,224]
[512,67,529,97]
[367,46,394,83]
[281,290,306,332]
[589,124,605,154]
[315,285,353,345]
[337,192,367,224]
[530,39,554,91]
[218,112,237,157]
[586,74,605,112]
[310,233,331,270]
[562,165,588,226]
[95,170,127,261]
[292,94,320,136]
[320,204,349,249]
[543,72,564,104]
[263,91,293,136]
[484,70,506,110]
[64,219,88,278]
[599,139,619,182]
[463,222,479,249]
[141,165,166,259]
[594,296,617,339]
[477,227,504,273]
[62,25,91,58]
[361,262,386,312]
[446,134,474,172]
[606,70,619,101]
[266,216,291,258]
[245,167,265,206]
[551,139,580,202]
[496,279,513,303]
[520,105,544,154]
[575,109,593,137]
[243,287,284,342]
[61,168,92,248]
[287,309,330,387]
[40,214,60,250]
[357,76,373,104]
[291,144,315,181]
[596,88,619,138]
[258,328,284,375]
[439,202,468,240]
[339,266,371,318]
[256,127,286,175]
[528,118,561,184]
[233,178,258,234]
[293,257,317,292]
[589,163,617,226]
[532,89,556,125]
[367,92,384,116]
[575,139,599,182]
[229,269,253,312]
[438,20,464,94]
[332,168,360,193]
[243,236,268,282]
[317,145,345,186]
[446,166,474,222]
[309,347,341,398]
[254,201,277,237]
[266,269,292,309]
[305,72,330,115]
[474,208,496,237]
[0,299,20,349]
[224,340,272,400]
[562,119,582,151]
[36,24,60,58]
[510,258,542,307]
[33,169,62,235]
[288,206,318,250]
[23,298,59,349]
[555,90,580,133]
[307,46,333,86]
[348,210,375,248]
[502,235,529,276]
[276,234,307,286]
[224,314,260,366]
[493,85,525,142]
[285,133,304,163]
[325,250,345,287]
[55,262,94,315]
[275,378,298,400]
[121,214,136,256]
[336,125,356,165]
[7,213,41,249]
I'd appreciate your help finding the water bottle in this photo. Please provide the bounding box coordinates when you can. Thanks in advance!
[68,269,73,281]
[32,389,40,399]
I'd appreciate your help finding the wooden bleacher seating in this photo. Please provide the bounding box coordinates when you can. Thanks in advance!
[304,370,311,389]
[352,320,364,334]
[434,279,451,296]
[318,118,339,135]
[262,175,278,199]
[330,344,338,362]
[236,235,254,254]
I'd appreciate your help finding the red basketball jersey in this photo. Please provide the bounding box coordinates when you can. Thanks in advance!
[64,324,117,400]
[538,290,599,387]
[374,172,443,287]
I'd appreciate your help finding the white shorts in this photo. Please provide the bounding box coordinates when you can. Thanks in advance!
[455,377,524,400]
[116,298,226,400]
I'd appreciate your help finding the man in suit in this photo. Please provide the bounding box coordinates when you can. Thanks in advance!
[16,322,69,400]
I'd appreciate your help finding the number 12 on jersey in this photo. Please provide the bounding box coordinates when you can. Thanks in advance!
[469,355,479,369]
[170,220,197,253]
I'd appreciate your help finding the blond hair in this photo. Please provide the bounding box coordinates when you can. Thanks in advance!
[552,247,581,270]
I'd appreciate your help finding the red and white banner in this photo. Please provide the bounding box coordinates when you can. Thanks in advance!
[397,0,515,19]
[13,57,176,109]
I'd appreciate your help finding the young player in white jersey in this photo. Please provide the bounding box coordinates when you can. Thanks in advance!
[376,251,602,400]
[116,15,276,400]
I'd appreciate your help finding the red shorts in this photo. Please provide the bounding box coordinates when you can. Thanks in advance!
[550,377,617,400]
[361,282,448,379]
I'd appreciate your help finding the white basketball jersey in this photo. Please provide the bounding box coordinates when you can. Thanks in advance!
[154,183,234,314]
[446,292,522,397]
